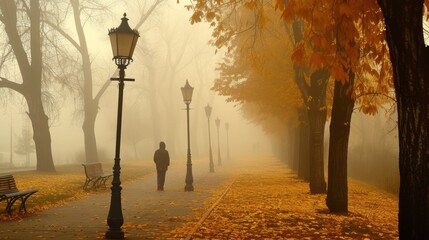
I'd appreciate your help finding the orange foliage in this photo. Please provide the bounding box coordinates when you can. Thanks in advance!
[186,0,395,129]
[276,0,395,115]
[204,1,304,130]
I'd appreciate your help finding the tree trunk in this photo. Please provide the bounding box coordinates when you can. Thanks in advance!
[308,107,327,194]
[298,108,310,181]
[291,19,327,193]
[377,1,429,238]
[291,126,300,172]
[306,69,328,194]
[82,103,99,163]
[0,0,56,172]
[26,94,55,172]
[326,76,354,212]
[71,0,99,163]
[147,68,161,149]
[29,0,55,171]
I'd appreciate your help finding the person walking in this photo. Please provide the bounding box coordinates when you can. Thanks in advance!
[153,141,170,191]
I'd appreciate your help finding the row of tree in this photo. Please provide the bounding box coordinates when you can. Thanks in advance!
[0,0,231,173]
[185,0,428,238]
[1,0,216,170]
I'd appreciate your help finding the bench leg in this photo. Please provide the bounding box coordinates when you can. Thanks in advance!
[5,197,20,214]
[100,177,107,188]
[18,192,37,212]
[83,178,97,191]
[83,179,90,190]
[94,177,103,190]
[101,176,112,188]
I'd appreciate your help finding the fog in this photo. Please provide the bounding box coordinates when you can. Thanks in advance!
[0,1,270,169]
[0,0,400,195]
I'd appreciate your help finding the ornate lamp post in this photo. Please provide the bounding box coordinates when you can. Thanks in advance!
[181,80,194,191]
[106,13,139,239]
[205,104,215,173]
[215,117,222,166]
[225,122,230,162]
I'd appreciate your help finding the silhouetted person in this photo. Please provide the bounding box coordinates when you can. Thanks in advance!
[154,141,170,191]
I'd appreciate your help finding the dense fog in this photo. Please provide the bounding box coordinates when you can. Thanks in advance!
[0,0,400,195]
[0,1,270,169]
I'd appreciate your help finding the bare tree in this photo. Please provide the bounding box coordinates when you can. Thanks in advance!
[42,0,166,163]
[0,0,55,171]
[41,0,114,163]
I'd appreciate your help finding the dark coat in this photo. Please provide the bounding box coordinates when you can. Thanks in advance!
[154,147,170,171]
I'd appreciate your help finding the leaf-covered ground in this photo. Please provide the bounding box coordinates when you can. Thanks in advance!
[1,157,398,239]
[0,161,153,221]
[171,158,398,239]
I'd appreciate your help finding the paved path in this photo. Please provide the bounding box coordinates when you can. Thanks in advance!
[0,159,232,240]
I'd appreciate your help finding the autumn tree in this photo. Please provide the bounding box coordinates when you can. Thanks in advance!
[188,0,394,208]
[275,0,394,212]
[0,0,55,172]
[376,1,429,238]
[187,0,330,193]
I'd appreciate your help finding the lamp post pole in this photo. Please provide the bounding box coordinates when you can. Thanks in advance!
[106,13,139,239]
[182,80,194,191]
[215,117,222,166]
[205,104,215,173]
[225,122,230,162]
[106,65,128,239]
[184,102,194,191]
[9,115,13,167]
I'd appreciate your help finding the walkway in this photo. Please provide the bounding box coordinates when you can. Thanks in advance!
[0,158,231,240]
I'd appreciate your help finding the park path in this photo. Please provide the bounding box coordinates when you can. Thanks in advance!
[0,157,234,240]
[172,157,399,239]
[1,155,399,239]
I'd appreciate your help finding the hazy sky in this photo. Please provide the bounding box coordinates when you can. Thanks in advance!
[0,0,270,166]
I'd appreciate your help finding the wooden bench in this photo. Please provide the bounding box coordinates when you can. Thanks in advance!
[0,175,38,214]
[82,163,112,190]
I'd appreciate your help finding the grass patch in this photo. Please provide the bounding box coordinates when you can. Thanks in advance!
[0,160,154,220]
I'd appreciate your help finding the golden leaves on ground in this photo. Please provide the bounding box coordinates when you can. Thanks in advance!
[0,162,152,221]
[171,163,398,239]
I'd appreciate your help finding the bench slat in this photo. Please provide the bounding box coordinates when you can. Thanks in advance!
[5,189,38,198]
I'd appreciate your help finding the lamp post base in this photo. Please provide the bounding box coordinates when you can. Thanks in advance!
[105,229,124,239]
[184,162,194,192]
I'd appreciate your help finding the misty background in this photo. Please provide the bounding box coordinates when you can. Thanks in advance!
[0,0,398,194]
[0,1,270,167]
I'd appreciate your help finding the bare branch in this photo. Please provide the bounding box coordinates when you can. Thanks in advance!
[42,19,82,53]
[355,91,397,102]
[0,76,23,93]
[135,0,165,30]
[94,79,111,104]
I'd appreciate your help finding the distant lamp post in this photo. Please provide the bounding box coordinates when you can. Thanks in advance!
[106,13,139,239]
[225,122,230,162]
[215,117,222,166]
[9,115,13,168]
[181,80,194,191]
[205,104,215,173]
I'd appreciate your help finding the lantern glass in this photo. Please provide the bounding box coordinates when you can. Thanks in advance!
[215,117,220,127]
[181,80,194,104]
[109,13,139,61]
[205,104,212,118]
